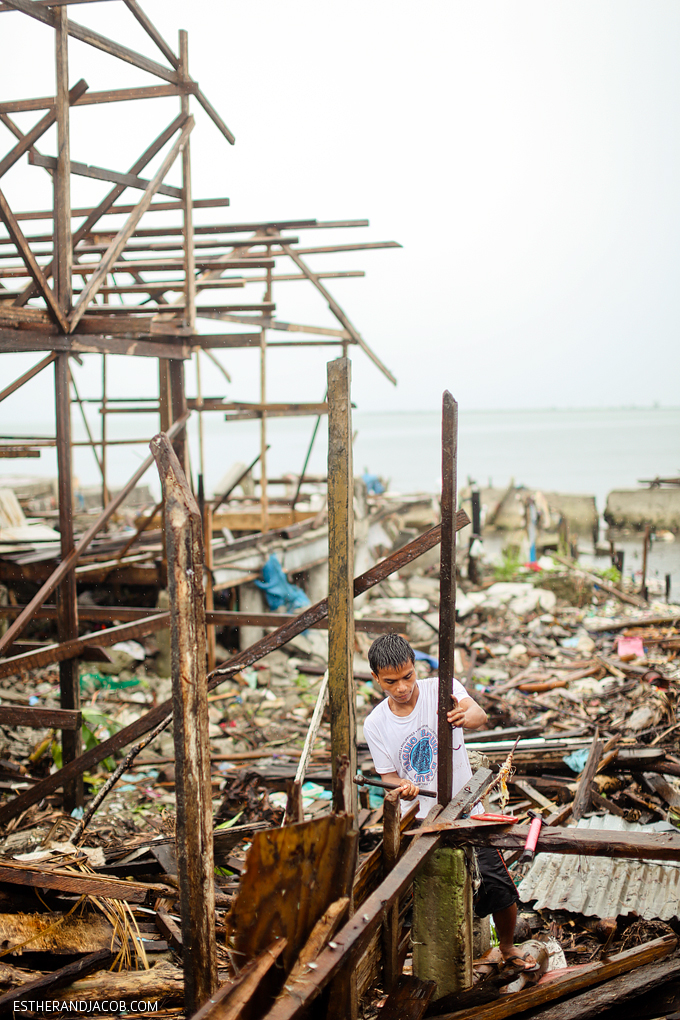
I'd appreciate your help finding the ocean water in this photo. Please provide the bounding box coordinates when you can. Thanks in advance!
[2,405,679,591]
[2,406,678,514]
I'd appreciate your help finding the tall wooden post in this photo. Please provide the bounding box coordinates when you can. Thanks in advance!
[260,266,272,533]
[151,433,217,1013]
[327,357,357,819]
[437,391,458,807]
[54,8,81,811]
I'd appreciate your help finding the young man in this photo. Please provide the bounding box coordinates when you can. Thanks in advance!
[363,632,528,968]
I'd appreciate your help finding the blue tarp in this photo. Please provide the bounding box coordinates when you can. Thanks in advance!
[414,650,439,670]
[362,471,385,495]
[255,554,311,613]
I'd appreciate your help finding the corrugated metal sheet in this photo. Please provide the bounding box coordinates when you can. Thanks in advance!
[517,815,680,921]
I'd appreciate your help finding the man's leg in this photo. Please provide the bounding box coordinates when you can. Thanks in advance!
[493,901,518,961]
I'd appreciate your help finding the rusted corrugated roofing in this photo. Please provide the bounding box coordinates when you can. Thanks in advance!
[517,815,680,921]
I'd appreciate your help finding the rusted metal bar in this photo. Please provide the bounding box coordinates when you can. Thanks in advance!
[437,391,458,807]
[327,357,357,818]
[151,432,217,1011]
[382,790,402,993]
[0,613,169,679]
[0,511,469,826]
[0,412,189,658]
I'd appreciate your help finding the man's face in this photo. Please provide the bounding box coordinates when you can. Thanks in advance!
[373,660,418,706]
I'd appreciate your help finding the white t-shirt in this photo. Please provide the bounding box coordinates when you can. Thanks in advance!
[363,677,480,819]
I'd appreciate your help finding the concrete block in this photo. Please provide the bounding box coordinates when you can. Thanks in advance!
[413,847,473,997]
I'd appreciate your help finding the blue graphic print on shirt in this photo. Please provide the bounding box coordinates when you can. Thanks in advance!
[400,726,437,783]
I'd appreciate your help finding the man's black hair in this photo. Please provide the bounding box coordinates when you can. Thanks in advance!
[368,633,415,675]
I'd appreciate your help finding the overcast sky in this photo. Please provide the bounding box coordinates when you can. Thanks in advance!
[2,0,680,418]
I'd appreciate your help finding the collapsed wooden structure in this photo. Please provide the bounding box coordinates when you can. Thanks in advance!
[1,5,680,1019]
[0,0,401,808]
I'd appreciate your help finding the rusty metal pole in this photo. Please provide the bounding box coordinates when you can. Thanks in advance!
[150,433,217,1013]
[54,6,82,811]
[327,357,357,820]
[437,391,458,807]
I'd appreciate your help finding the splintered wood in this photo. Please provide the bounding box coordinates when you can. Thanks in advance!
[228,815,357,978]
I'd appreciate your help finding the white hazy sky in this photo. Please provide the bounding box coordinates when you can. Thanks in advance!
[1,0,680,418]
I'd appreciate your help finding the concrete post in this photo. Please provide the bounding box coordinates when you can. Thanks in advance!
[413,847,473,998]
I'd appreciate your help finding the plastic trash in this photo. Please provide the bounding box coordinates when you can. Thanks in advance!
[563,748,590,773]
[255,554,311,613]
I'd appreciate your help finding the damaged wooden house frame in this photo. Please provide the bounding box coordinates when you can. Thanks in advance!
[0,0,401,809]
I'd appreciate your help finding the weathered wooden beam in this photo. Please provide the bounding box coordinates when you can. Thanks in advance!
[0,862,172,902]
[437,391,458,807]
[0,948,114,1013]
[0,511,469,825]
[571,730,603,821]
[0,83,197,114]
[0,613,169,678]
[327,358,357,817]
[0,331,190,359]
[0,605,411,634]
[151,432,217,1011]
[438,821,680,860]
[29,151,184,198]
[0,705,81,730]
[382,790,402,993]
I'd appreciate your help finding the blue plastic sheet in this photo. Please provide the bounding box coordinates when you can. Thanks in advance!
[255,554,311,612]
[414,650,439,670]
[563,748,590,773]
[362,471,385,495]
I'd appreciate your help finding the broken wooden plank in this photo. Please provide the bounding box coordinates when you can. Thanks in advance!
[439,822,680,860]
[438,390,458,808]
[229,815,357,979]
[571,731,604,821]
[0,863,173,903]
[0,705,81,730]
[379,974,437,1020]
[152,431,216,1011]
[155,907,182,953]
[426,934,678,1020]
[327,358,357,817]
[382,789,402,993]
[190,940,286,1020]
[0,948,114,1012]
[516,953,680,1020]
[283,897,350,989]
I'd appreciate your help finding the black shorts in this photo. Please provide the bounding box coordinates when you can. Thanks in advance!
[473,845,519,918]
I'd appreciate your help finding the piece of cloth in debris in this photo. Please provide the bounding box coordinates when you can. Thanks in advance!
[255,554,311,612]
[363,676,483,819]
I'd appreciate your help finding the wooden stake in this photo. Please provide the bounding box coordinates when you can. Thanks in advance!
[151,432,217,1013]
[382,790,402,992]
[55,354,81,811]
[438,391,458,807]
[327,357,357,818]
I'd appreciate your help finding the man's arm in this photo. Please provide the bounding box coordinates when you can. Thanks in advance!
[378,770,420,801]
[447,696,487,731]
